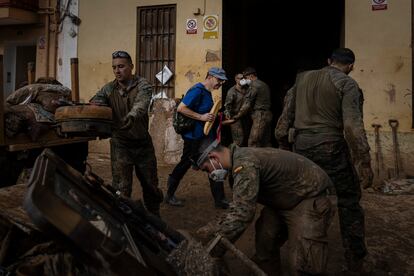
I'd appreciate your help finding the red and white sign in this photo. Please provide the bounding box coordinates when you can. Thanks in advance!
[372,0,387,11]
[186,19,197,34]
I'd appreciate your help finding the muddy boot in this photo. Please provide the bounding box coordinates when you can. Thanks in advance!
[209,179,229,209]
[251,255,281,276]
[165,176,184,207]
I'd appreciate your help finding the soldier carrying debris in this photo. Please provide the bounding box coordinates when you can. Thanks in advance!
[90,50,163,217]
[192,138,334,275]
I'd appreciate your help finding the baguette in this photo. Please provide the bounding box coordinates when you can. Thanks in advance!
[203,99,222,135]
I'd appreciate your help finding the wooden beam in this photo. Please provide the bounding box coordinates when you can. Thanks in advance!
[5,131,93,152]
[27,62,35,84]
[0,55,5,145]
[70,58,79,102]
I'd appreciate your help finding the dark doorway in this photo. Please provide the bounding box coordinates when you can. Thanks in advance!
[222,0,344,146]
[15,45,36,89]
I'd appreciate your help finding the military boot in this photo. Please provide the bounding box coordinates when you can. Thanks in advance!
[209,179,229,209]
[165,176,184,207]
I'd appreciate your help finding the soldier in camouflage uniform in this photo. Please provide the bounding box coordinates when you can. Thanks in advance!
[232,67,272,147]
[90,51,162,216]
[274,48,374,272]
[193,139,334,275]
[224,73,249,146]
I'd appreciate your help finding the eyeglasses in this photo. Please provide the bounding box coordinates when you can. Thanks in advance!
[215,77,225,84]
[112,51,131,59]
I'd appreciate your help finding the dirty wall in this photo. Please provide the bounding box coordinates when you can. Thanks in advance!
[78,0,222,159]
[346,0,414,179]
[81,0,414,178]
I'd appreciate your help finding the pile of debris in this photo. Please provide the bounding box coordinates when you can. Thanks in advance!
[4,78,72,141]
[0,150,219,276]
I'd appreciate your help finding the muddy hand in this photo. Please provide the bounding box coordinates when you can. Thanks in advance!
[196,222,217,244]
[359,165,374,189]
[222,119,236,125]
[201,113,215,122]
[120,115,134,130]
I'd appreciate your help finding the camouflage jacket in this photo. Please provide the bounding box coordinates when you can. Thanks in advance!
[90,76,153,141]
[223,85,247,119]
[203,144,331,245]
[274,66,371,164]
[233,78,271,119]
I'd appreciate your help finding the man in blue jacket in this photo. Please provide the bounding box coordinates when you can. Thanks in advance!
[165,67,229,209]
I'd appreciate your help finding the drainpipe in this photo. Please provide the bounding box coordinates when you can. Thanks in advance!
[412,0,414,128]
[45,0,50,77]
[53,0,59,78]
[70,58,79,102]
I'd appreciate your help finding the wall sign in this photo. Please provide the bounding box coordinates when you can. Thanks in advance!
[203,15,219,39]
[186,19,197,34]
[372,0,387,11]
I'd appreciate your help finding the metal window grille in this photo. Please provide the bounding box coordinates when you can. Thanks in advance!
[137,5,176,98]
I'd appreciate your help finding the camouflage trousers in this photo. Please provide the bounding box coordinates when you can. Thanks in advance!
[254,196,334,275]
[248,110,272,147]
[294,134,368,266]
[110,138,163,215]
[230,120,246,146]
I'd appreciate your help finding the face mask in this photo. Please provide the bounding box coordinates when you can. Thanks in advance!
[208,158,228,182]
[239,78,251,86]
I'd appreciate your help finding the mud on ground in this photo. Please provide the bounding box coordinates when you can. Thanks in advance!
[88,153,414,275]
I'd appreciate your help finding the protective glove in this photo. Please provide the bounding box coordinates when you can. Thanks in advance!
[120,115,134,130]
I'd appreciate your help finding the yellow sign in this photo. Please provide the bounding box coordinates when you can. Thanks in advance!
[203,15,219,39]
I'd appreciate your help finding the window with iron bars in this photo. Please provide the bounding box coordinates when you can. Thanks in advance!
[137,5,176,98]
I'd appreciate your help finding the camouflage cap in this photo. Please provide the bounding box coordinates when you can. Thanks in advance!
[192,138,220,169]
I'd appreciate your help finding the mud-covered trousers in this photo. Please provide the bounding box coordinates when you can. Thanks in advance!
[110,137,163,215]
[254,196,333,275]
[230,119,247,146]
[294,134,368,266]
[248,110,273,147]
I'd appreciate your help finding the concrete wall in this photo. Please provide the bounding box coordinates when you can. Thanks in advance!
[78,0,223,158]
[346,0,414,179]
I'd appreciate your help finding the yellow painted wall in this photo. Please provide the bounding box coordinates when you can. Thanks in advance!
[346,0,414,179]
[346,0,412,132]
[78,0,223,102]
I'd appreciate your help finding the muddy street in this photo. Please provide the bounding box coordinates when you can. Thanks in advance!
[88,153,414,275]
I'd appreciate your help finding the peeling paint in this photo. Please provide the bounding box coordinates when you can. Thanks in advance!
[394,56,404,72]
[384,83,396,103]
[185,70,196,82]
[149,99,183,165]
[205,50,220,62]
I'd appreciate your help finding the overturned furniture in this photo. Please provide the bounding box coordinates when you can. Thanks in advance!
[24,149,186,275]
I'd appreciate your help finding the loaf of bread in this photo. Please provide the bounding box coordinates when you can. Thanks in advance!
[203,99,222,135]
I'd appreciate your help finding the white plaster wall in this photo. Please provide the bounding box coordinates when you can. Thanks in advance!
[56,0,79,90]
[346,0,414,181]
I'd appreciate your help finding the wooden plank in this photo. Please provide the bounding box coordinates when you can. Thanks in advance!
[5,131,93,152]
[0,55,4,145]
